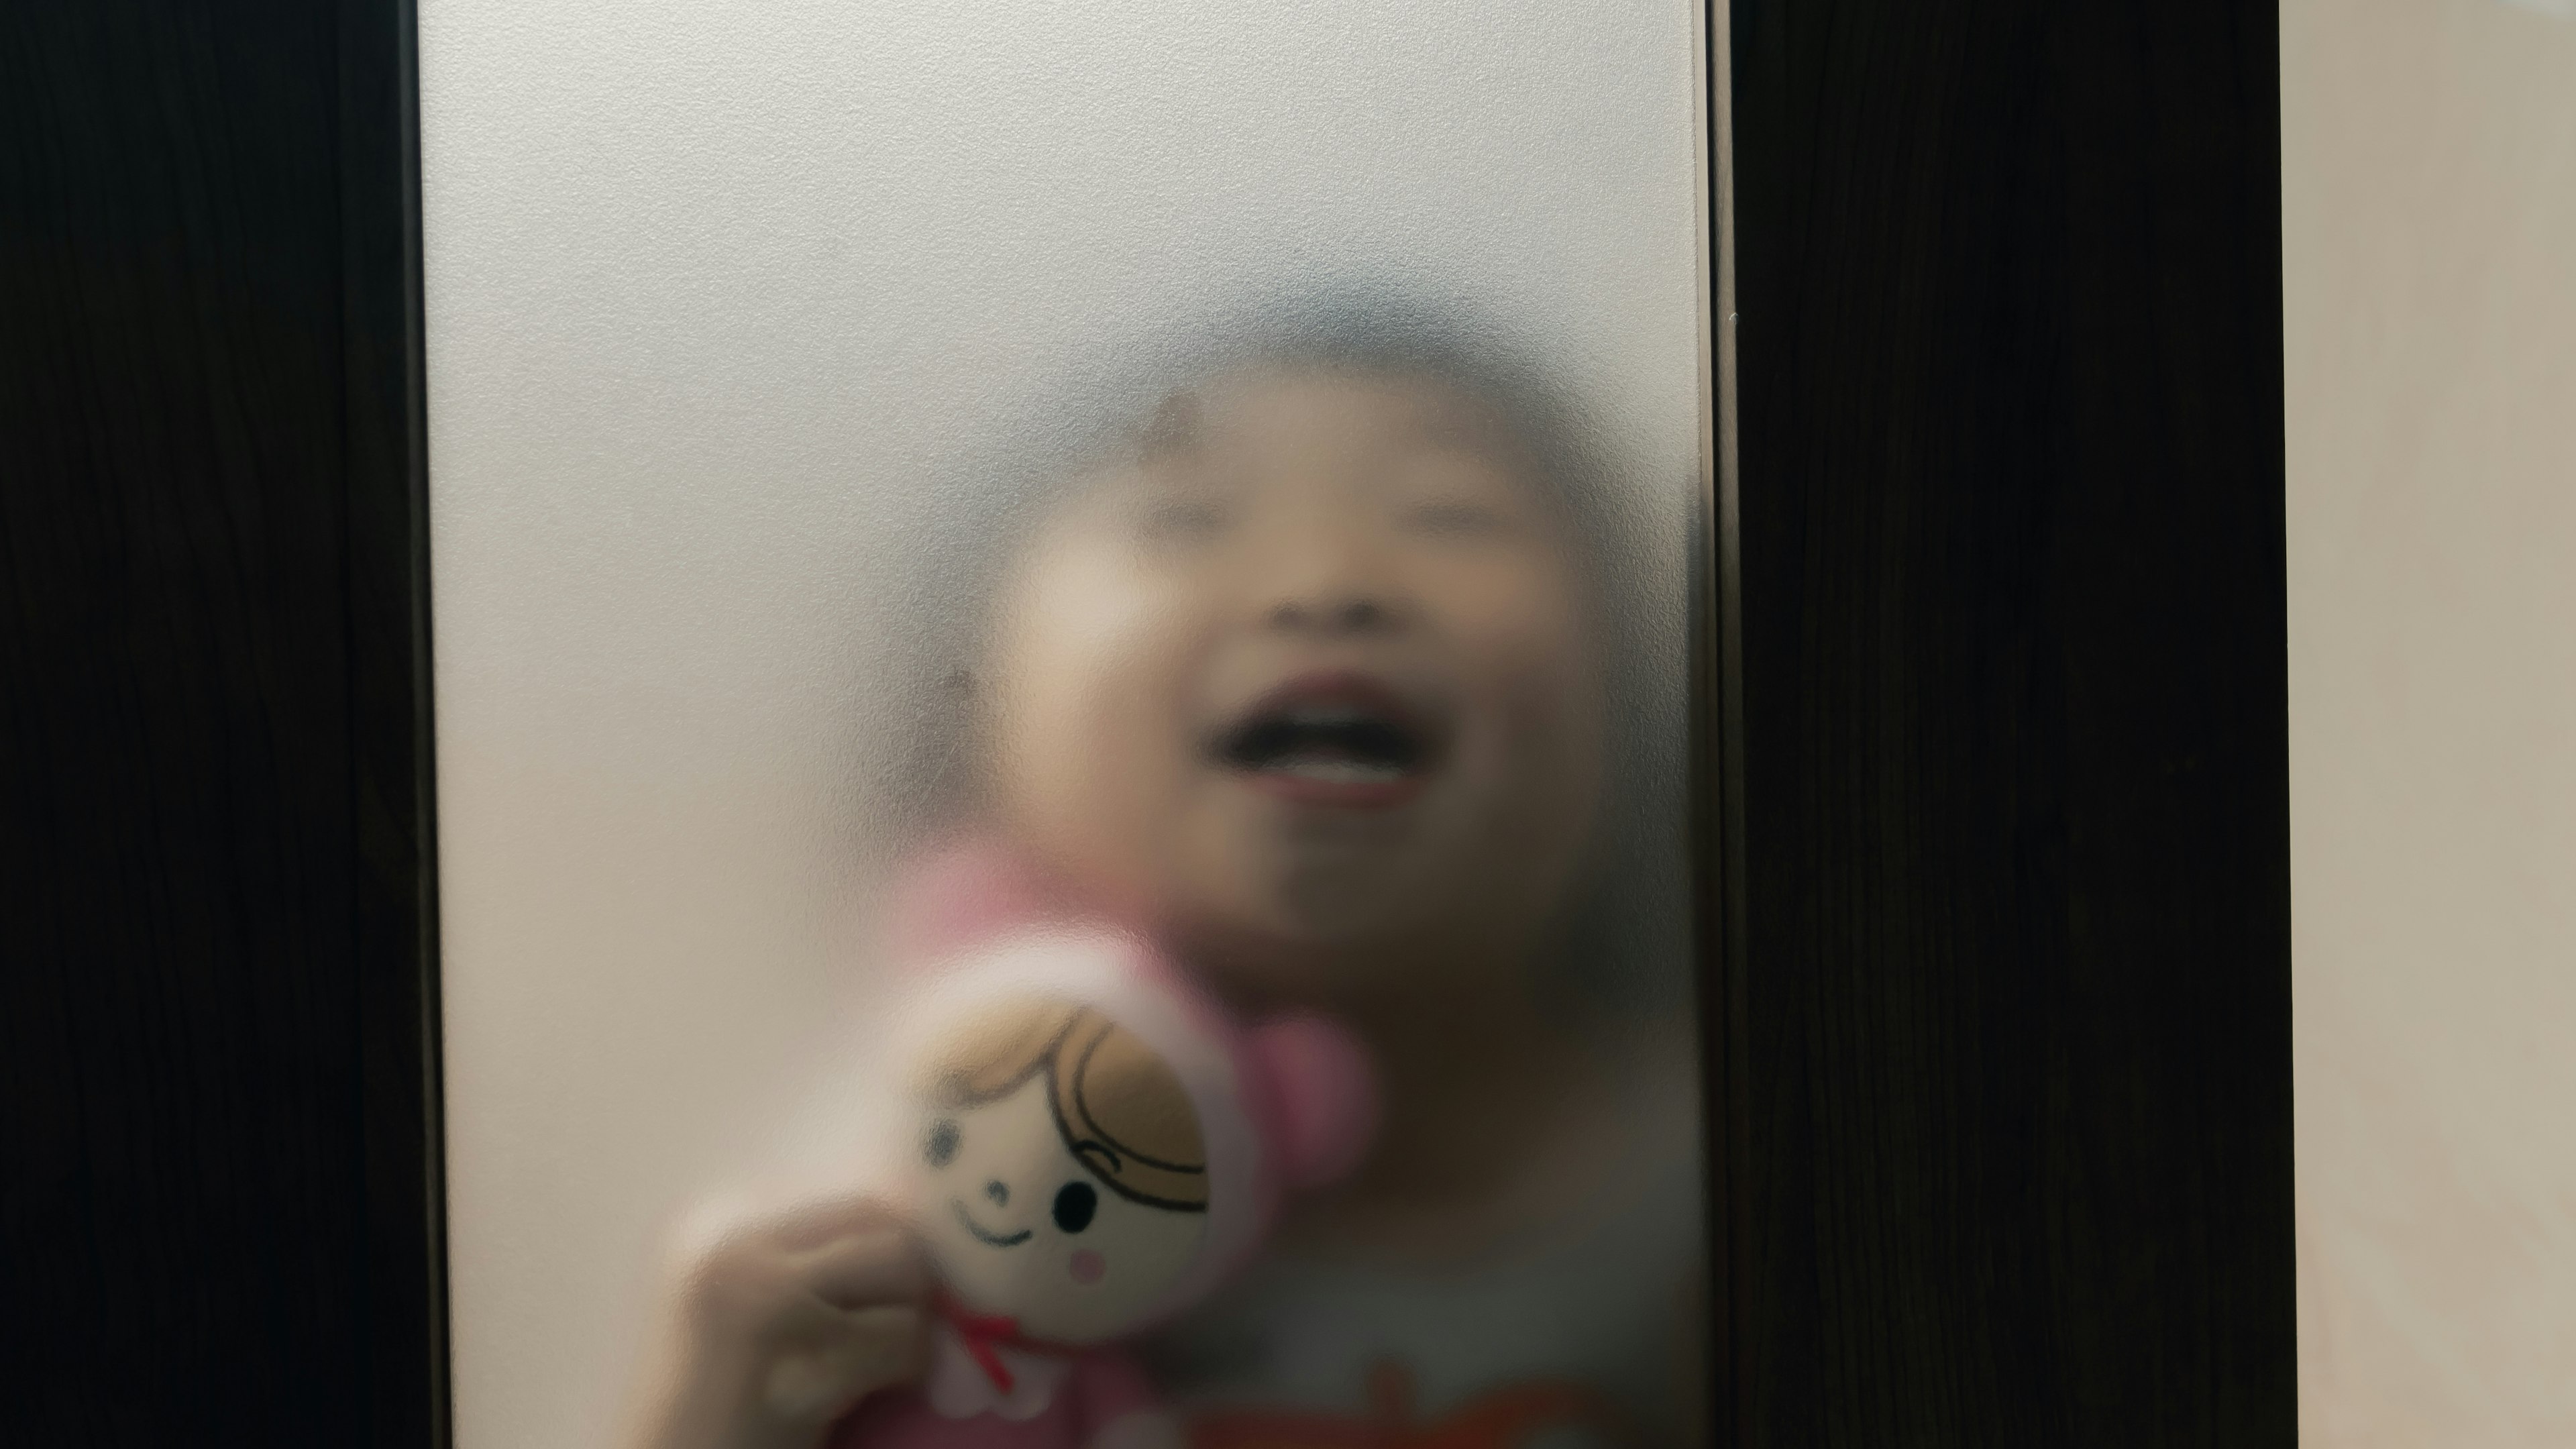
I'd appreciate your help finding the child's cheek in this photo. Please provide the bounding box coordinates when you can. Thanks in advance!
[1069,1248,1106,1285]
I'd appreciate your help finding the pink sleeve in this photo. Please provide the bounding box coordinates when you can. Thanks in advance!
[1071,1348,1163,1432]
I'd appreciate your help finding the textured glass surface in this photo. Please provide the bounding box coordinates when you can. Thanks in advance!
[421,4,1710,1446]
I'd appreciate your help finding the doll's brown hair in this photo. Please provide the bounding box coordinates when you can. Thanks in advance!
[921,998,1208,1212]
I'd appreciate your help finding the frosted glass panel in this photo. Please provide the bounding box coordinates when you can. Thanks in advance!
[419,3,1711,1446]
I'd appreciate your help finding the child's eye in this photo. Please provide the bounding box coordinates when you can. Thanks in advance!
[1405,500,1505,538]
[1137,497,1230,543]
[1052,1181,1097,1233]
[924,1120,960,1169]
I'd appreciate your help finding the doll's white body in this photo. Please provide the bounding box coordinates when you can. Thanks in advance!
[826,847,1375,1449]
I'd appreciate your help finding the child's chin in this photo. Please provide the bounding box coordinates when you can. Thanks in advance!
[1181,923,1416,1008]
[1269,865,1444,945]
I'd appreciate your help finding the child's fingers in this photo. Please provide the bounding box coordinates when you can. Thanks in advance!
[761,1193,908,1252]
[790,1227,930,1312]
[661,1188,902,1309]
[761,1303,928,1427]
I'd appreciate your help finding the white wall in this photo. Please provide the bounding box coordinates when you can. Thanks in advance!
[2283,1,2576,1442]
[415,4,1705,1446]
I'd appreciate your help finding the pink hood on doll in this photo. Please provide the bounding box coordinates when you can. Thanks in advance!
[884,839,1379,1326]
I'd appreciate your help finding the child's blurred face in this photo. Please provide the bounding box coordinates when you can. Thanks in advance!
[985,368,1604,1008]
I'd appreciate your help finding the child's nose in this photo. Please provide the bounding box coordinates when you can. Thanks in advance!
[1254,527,1414,635]
[984,1180,1009,1206]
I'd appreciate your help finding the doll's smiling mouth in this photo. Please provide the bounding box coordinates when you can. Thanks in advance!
[1211,672,1444,808]
[951,1199,1032,1248]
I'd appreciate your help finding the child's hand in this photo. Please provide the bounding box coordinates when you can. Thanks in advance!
[626,1195,932,1449]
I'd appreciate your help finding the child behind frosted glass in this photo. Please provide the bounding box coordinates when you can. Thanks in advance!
[623,311,1709,1449]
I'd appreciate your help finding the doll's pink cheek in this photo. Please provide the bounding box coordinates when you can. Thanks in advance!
[1069,1249,1106,1285]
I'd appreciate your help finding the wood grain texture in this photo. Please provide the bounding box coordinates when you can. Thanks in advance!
[0,1,443,1442]
[1723,0,2296,1442]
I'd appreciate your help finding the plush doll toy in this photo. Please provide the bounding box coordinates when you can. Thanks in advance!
[824,845,1379,1449]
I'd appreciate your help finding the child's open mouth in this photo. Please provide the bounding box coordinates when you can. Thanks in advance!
[1212,671,1442,808]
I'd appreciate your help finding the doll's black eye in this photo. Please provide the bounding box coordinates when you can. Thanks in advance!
[924,1120,960,1169]
[1051,1181,1097,1234]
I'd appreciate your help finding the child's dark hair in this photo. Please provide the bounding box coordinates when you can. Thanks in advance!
[863,291,1690,1021]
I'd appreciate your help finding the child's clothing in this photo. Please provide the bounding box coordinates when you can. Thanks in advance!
[1144,1078,1707,1449]
[827,1316,1177,1449]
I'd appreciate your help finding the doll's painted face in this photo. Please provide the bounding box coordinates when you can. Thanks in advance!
[908,1000,1208,1342]
[984,367,1606,1010]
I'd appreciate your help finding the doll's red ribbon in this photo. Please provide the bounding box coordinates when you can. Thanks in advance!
[936,1292,1067,1395]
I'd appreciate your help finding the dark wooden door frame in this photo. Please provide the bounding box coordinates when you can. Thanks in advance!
[1713,0,2296,1442]
[6,2,2292,1443]
[3,1,444,1443]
